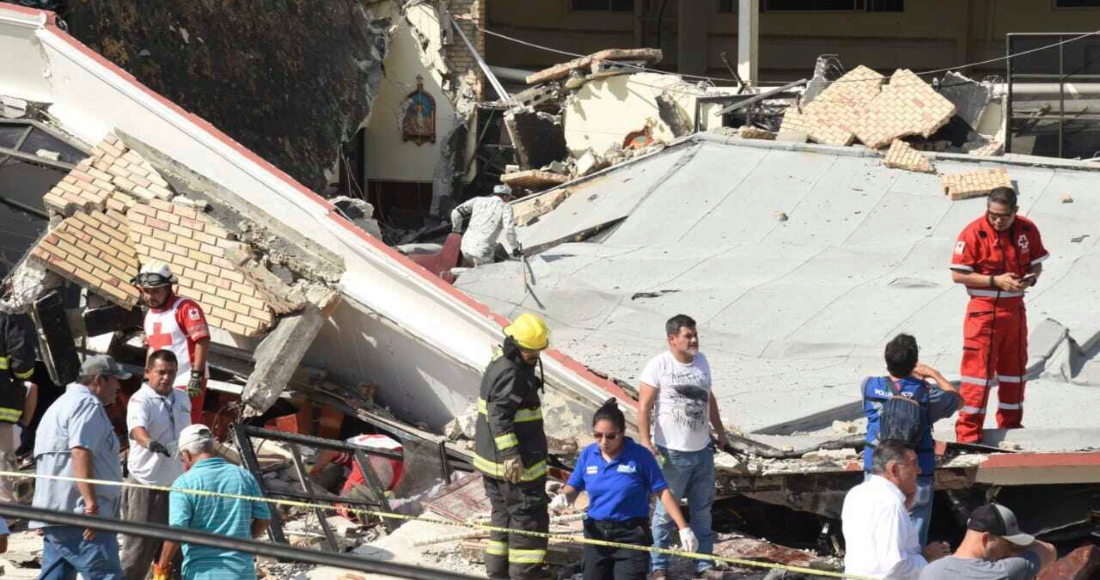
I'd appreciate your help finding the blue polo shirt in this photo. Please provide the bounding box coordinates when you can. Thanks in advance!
[567,437,667,521]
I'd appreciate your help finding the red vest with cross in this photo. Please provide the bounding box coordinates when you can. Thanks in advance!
[144,295,210,388]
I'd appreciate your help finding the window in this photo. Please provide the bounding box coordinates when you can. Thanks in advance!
[571,0,634,11]
[762,0,903,11]
[1055,0,1100,6]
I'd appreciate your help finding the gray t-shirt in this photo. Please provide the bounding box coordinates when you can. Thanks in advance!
[919,553,1041,580]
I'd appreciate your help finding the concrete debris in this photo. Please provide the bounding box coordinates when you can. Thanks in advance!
[1063,194,1075,203]
[504,109,569,171]
[501,170,570,192]
[775,128,809,143]
[830,420,859,435]
[1,94,27,118]
[512,188,575,226]
[34,149,60,161]
[738,126,777,140]
[525,48,663,85]
[574,149,609,177]
[882,139,936,173]
[800,448,858,464]
[941,167,1013,200]
[242,304,326,416]
[332,196,382,239]
[655,93,693,138]
[937,71,992,132]
[0,259,62,314]
[773,211,789,222]
[966,140,1005,156]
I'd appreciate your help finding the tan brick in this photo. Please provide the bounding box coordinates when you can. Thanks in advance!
[234,315,262,330]
[129,223,153,237]
[176,236,201,251]
[219,289,242,304]
[187,271,207,285]
[148,184,173,199]
[196,262,221,276]
[179,217,205,232]
[147,248,173,263]
[230,281,255,297]
[239,294,265,309]
[149,199,174,213]
[152,229,177,244]
[99,252,130,274]
[164,242,189,257]
[147,217,170,230]
[193,231,217,246]
[157,210,181,226]
[249,307,272,321]
[174,255,198,270]
[221,269,245,284]
[169,224,193,238]
[221,321,249,336]
[200,243,224,258]
[189,249,213,265]
[192,280,217,295]
[226,301,250,316]
[212,257,233,269]
[202,294,227,309]
[130,204,157,218]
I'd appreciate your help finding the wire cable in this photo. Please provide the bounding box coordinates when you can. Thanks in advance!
[479,24,1100,86]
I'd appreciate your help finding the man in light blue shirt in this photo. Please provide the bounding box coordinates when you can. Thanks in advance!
[157,424,270,580]
[32,354,129,580]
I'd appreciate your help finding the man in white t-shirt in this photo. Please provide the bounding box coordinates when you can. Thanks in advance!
[121,349,191,579]
[639,314,727,579]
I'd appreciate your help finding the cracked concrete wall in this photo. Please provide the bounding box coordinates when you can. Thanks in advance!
[63,0,392,192]
[364,1,481,216]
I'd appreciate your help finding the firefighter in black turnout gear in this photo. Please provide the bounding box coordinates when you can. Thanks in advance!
[474,313,552,579]
[0,311,36,502]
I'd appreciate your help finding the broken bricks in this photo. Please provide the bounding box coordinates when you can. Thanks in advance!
[883,139,935,173]
[941,167,1013,201]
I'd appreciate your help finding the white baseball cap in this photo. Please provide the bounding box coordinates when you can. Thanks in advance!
[178,424,214,451]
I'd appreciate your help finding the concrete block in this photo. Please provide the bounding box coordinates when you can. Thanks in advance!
[1029,318,1069,362]
[775,129,809,143]
[242,304,325,415]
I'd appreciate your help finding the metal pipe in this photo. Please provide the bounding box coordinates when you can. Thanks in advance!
[0,503,479,580]
[451,16,509,100]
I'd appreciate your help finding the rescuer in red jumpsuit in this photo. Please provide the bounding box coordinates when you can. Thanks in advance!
[949,187,1048,443]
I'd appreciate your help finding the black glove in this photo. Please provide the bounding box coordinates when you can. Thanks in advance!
[187,371,203,398]
[147,440,171,457]
[511,247,523,258]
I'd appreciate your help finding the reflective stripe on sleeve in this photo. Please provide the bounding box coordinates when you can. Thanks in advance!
[477,398,543,423]
[0,408,22,422]
[960,376,993,387]
[0,357,8,370]
[960,406,986,415]
[997,403,1021,410]
[486,540,509,556]
[472,454,547,482]
[996,374,1022,383]
[495,433,519,451]
[13,368,33,379]
[508,548,546,564]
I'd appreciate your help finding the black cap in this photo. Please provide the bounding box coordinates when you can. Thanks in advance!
[967,504,1034,547]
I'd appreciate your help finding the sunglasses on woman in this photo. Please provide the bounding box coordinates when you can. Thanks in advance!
[593,431,620,440]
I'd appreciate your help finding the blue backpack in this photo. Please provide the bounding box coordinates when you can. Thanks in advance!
[875,377,924,446]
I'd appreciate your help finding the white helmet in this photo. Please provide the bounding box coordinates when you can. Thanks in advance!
[493,184,513,196]
[131,261,177,288]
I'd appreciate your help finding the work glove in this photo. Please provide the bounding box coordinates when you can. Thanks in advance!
[679,528,699,553]
[152,563,170,580]
[147,440,171,457]
[502,455,524,484]
[511,246,523,258]
[549,493,570,512]
[187,371,203,399]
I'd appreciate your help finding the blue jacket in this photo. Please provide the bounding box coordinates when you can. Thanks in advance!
[862,376,958,477]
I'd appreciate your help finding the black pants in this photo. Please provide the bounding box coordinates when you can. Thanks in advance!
[483,476,550,579]
[583,518,652,580]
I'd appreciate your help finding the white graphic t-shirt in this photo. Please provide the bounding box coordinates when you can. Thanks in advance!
[640,351,713,452]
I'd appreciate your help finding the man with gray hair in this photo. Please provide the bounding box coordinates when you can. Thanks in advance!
[156,424,270,580]
[842,440,950,580]
[450,184,522,266]
[32,354,130,579]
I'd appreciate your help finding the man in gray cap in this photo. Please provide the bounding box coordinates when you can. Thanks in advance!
[32,354,129,579]
[920,504,1057,580]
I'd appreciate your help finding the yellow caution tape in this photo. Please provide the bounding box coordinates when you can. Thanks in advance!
[0,470,877,580]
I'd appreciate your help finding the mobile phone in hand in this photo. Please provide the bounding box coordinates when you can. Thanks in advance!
[1022,272,1038,286]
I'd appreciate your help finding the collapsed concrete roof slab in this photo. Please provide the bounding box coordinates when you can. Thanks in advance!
[459,134,1100,436]
[0,4,626,430]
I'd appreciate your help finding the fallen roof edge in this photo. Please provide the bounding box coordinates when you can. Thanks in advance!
[2,4,631,415]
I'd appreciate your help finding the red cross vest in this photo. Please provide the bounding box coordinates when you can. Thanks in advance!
[144,296,209,388]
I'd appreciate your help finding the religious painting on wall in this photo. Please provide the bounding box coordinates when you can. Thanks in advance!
[402,76,436,145]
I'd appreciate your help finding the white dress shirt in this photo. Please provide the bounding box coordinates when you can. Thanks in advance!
[842,475,927,580]
[126,384,190,486]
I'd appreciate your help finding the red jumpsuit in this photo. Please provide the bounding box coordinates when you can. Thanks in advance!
[950,214,1048,443]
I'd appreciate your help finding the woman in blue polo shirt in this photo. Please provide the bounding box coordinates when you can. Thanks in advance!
[550,398,697,579]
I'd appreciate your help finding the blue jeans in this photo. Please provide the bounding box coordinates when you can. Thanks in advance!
[650,445,715,572]
[39,526,123,580]
[863,473,934,547]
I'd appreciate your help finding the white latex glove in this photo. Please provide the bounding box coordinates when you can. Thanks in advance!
[549,493,571,512]
[679,527,699,553]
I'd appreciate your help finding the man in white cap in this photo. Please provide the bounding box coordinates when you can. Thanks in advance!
[450,184,522,266]
[156,424,270,580]
[920,504,1056,580]
[132,261,210,424]
[120,349,191,580]
[32,354,130,579]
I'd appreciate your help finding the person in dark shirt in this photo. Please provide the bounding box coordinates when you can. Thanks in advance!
[550,398,696,580]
